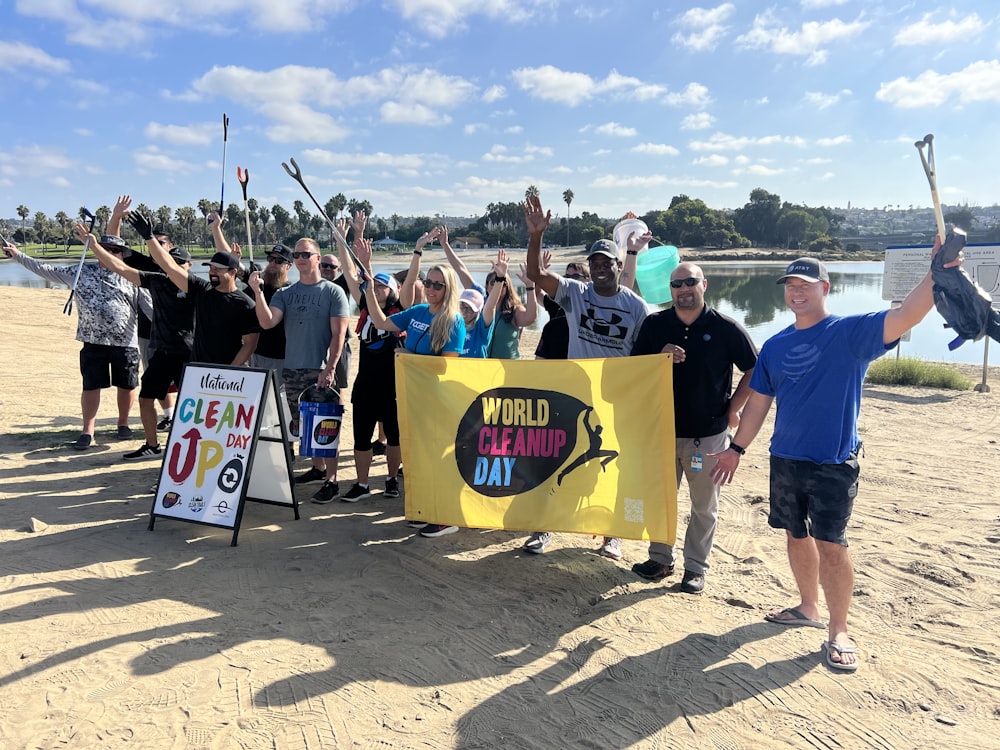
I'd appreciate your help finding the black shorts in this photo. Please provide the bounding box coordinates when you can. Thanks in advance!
[768,453,860,546]
[80,343,140,391]
[351,395,400,447]
[139,350,189,400]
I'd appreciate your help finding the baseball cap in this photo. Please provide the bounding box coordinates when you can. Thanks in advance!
[776,257,829,284]
[373,272,399,293]
[168,247,191,264]
[587,239,619,261]
[98,235,128,252]
[203,251,241,270]
[267,244,293,264]
[459,288,485,314]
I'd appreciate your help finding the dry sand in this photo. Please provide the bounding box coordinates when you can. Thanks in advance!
[1,282,999,749]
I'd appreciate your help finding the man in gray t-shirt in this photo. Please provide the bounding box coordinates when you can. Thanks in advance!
[249,238,350,504]
[524,196,651,562]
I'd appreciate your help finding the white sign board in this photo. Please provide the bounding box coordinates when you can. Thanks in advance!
[149,364,296,545]
[883,243,1000,303]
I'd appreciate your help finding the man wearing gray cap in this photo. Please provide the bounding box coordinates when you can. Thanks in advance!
[523,195,650,561]
[3,230,147,450]
[710,247,955,673]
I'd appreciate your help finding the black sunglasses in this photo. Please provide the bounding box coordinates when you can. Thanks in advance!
[291,251,315,259]
[670,277,703,289]
[422,279,446,291]
[320,262,339,270]
[268,256,290,265]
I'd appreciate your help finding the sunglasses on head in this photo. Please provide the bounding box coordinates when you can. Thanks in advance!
[670,277,703,289]
[291,251,315,259]
[566,273,583,280]
[422,279,446,291]
[320,262,339,270]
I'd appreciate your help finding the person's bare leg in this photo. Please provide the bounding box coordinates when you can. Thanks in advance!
[81,389,100,436]
[139,397,158,446]
[116,386,136,428]
[386,444,401,478]
[817,539,857,668]
[355,449,373,485]
[768,532,823,622]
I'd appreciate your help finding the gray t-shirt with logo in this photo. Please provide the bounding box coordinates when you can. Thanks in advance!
[270,279,350,369]
[556,278,650,359]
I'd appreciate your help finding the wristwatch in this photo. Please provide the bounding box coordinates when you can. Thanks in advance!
[729,442,746,455]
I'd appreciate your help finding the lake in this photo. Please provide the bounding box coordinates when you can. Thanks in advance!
[1,257,993,366]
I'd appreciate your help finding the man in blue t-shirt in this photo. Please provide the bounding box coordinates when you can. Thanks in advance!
[710,248,953,673]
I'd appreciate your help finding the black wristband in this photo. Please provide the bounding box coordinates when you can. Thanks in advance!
[626,250,638,256]
[413,250,422,256]
[495,276,505,280]
[729,442,746,455]
[524,286,535,291]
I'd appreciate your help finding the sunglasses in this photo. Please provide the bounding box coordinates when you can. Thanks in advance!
[267,256,290,265]
[566,273,583,280]
[291,251,315,259]
[320,262,339,270]
[422,279,446,291]
[670,277,703,289]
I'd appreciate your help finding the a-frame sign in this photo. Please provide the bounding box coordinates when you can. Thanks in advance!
[149,363,296,545]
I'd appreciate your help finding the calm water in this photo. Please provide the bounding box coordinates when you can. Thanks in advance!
[2,257,993,365]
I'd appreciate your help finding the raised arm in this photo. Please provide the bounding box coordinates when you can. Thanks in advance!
[246,271,284,329]
[440,225,475,289]
[363,281,403,332]
[341,236,372,305]
[400,230,435,308]
[883,235,953,344]
[482,254,509,327]
[107,194,131,237]
[513,261,539,328]
[209,212,234,254]
[523,195,560,298]
[620,217,652,291]
[74,224,140,285]
[127,213,189,293]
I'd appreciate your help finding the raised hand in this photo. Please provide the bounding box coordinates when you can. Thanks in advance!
[522,195,550,234]
[354,236,372,267]
[350,210,367,237]
[111,195,132,219]
[126,212,154,241]
[541,250,553,270]
[515,262,532,286]
[492,250,509,279]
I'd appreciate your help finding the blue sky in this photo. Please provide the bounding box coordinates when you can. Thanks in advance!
[2,0,1000,225]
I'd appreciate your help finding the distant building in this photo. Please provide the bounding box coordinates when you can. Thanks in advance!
[453,236,486,250]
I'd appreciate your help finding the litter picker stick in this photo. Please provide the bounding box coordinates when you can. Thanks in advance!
[219,113,230,215]
[237,166,253,264]
[63,209,97,315]
[915,134,947,243]
[280,157,365,274]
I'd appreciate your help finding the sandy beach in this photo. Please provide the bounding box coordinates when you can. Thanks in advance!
[1,281,998,749]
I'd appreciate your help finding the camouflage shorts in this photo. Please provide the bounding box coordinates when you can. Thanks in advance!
[768,453,860,546]
[283,369,341,421]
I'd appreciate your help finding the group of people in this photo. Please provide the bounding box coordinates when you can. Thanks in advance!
[4,190,958,674]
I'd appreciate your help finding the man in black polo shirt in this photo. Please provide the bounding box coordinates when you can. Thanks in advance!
[629,262,758,594]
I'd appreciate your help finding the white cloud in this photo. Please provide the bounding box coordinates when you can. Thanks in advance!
[876,60,1000,108]
[816,135,852,146]
[302,149,425,170]
[505,125,523,134]
[511,65,700,108]
[681,112,715,130]
[672,3,735,52]
[736,164,785,176]
[133,146,202,174]
[664,83,712,108]
[481,143,551,164]
[591,173,738,190]
[804,89,851,110]
[464,123,485,135]
[632,143,680,156]
[0,145,75,179]
[595,122,637,137]
[381,101,448,126]
[800,0,846,7]
[693,154,728,167]
[894,13,985,46]
[0,41,70,73]
[395,0,554,37]
[689,132,806,151]
[50,176,72,188]
[145,121,217,146]
[736,12,869,66]
[482,85,506,103]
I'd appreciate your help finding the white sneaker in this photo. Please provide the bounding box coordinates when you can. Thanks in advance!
[523,531,553,554]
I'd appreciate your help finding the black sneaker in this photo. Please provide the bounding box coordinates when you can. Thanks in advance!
[631,559,675,582]
[406,519,427,529]
[71,434,94,451]
[371,440,387,456]
[384,477,400,498]
[420,524,458,538]
[123,443,161,461]
[340,483,372,503]
[311,480,339,504]
[157,417,172,431]
[116,425,134,439]
[680,570,705,594]
[295,466,327,484]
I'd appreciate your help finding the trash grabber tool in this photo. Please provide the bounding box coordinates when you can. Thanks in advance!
[237,166,254,265]
[219,113,230,215]
[64,208,97,315]
[915,134,947,243]
[280,157,366,274]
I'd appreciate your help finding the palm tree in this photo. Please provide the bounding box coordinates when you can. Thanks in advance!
[95,205,111,233]
[563,188,574,246]
[525,185,539,200]
[55,211,71,250]
[16,204,29,245]
[34,211,49,254]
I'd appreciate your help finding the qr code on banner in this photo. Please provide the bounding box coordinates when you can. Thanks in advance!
[624,497,644,524]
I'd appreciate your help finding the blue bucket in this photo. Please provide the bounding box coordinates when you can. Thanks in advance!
[635,244,680,305]
[299,398,344,458]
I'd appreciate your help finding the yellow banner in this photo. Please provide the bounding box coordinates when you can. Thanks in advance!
[396,353,676,543]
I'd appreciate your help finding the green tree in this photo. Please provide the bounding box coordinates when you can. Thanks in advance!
[55,211,71,249]
[391,213,401,234]
[776,209,812,249]
[174,206,196,246]
[525,185,539,200]
[16,204,29,246]
[34,211,49,253]
[293,200,309,235]
[733,188,782,247]
[156,205,173,233]
[562,188,574,246]
[95,205,111,233]
[272,204,291,243]
[257,204,271,244]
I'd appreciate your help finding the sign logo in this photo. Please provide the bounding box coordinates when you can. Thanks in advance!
[161,491,181,508]
[217,456,244,492]
[313,417,341,447]
[454,387,614,497]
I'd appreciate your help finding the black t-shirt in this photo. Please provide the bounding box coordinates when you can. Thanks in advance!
[138,271,195,355]
[352,295,403,402]
[186,276,260,365]
[630,305,758,438]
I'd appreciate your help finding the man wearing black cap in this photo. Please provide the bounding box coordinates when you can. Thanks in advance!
[79,223,196,461]
[2,231,147,449]
[523,195,650,562]
[126,212,259,369]
[710,247,954,673]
